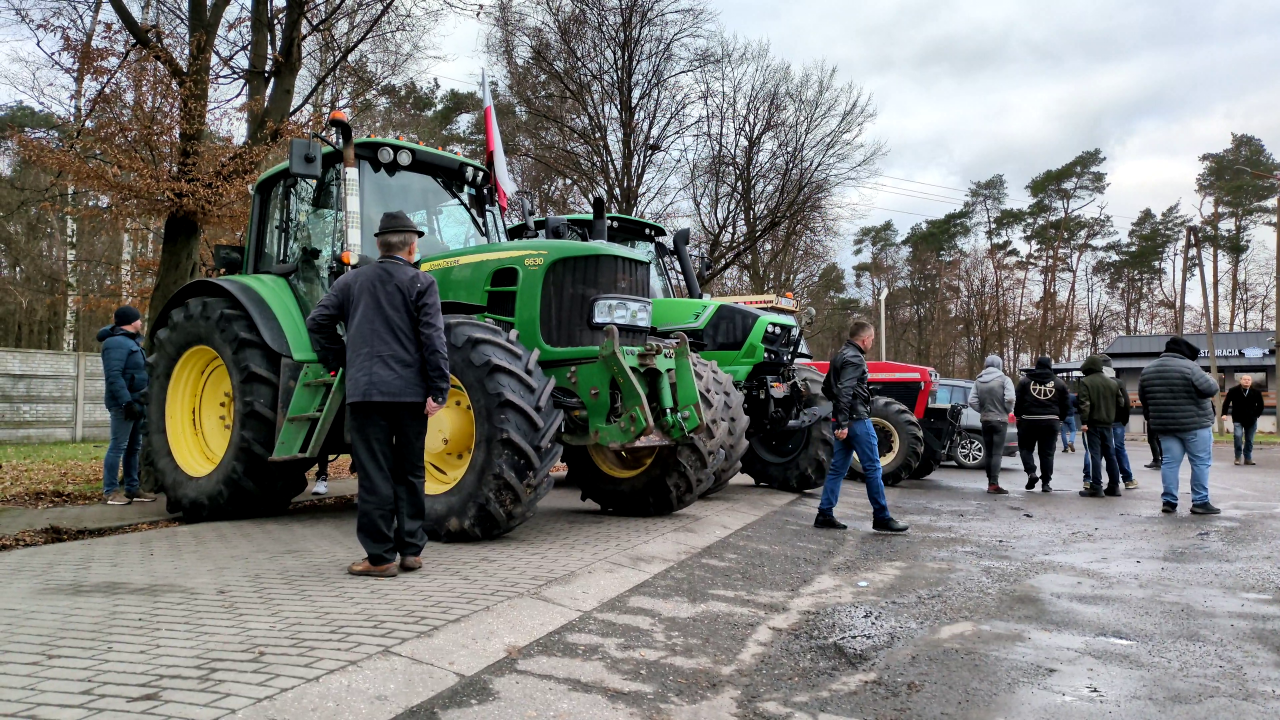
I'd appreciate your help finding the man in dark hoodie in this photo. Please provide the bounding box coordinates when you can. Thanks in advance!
[1221,374,1264,465]
[1138,336,1220,514]
[1014,357,1069,492]
[1077,354,1122,497]
[98,306,157,505]
[968,355,1016,494]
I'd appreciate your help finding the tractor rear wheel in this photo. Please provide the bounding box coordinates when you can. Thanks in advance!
[422,319,562,541]
[741,365,834,493]
[846,396,924,487]
[907,456,939,479]
[147,297,310,521]
[697,357,749,497]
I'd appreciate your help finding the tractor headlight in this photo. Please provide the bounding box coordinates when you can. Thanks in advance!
[376,146,394,164]
[766,324,779,335]
[591,296,652,329]
[396,148,413,166]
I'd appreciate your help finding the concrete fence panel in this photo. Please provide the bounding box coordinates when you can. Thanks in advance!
[0,348,111,444]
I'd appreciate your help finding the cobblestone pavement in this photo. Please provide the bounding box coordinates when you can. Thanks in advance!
[0,479,792,720]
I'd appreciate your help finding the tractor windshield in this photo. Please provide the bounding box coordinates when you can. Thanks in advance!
[610,239,676,299]
[358,160,488,259]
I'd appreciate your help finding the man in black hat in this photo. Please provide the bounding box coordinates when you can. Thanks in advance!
[97,305,157,505]
[307,210,451,577]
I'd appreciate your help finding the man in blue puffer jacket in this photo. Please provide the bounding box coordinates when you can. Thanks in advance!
[98,306,156,505]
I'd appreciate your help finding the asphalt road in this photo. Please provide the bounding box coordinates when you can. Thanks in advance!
[396,442,1280,720]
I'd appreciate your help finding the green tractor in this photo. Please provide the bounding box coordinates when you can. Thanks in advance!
[509,214,833,497]
[145,115,743,539]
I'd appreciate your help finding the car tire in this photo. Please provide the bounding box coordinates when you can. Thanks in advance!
[953,432,985,469]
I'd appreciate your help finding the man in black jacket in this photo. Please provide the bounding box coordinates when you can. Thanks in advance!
[817,320,908,532]
[1014,356,1069,492]
[1138,336,1220,514]
[1222,374,1264,465]
[307,210,452,577]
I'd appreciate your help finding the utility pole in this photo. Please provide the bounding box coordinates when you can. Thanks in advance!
[1235,165,1280,415]
[1193,227,1223,433]
[875,284,885,361]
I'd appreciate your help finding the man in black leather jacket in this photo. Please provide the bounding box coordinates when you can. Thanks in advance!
[816,320,908,532]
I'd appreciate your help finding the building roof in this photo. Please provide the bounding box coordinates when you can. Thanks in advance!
[1104,331,1275,357]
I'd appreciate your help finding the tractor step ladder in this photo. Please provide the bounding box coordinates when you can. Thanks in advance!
[271,363,344,461]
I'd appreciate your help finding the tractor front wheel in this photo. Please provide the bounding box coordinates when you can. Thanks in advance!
[422,319,562,541]
[697,357,749,497]
[845,396,924,487]
[147,297,309,521]
[741,364,834,493]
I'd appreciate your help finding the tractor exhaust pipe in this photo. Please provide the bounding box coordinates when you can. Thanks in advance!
[329,110,361,258]
[590,196,607,242]
[672,228,702,299]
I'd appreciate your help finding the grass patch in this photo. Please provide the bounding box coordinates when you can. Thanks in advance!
[1213,433,1280,445]
[0,442,107,508]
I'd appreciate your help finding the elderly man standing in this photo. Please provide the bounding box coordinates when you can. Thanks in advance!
[1221,374,1264,466]
[1139,336,1221,515]
[307,210,452,577]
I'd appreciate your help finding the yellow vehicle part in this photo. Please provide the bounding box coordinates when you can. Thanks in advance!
[423,376,475,494]
[166,345,233,477]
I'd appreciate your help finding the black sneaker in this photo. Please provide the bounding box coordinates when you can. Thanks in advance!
[814,514,847,529]
[872,517,909,533]
[1161,501,1177,513]
[1041,481,1052,493]
[1079,488,1103,497]
[1025,475,1039,491]
[1144,461,1160,469]
[1190,502,1221,515]
[1104,485,1122,497]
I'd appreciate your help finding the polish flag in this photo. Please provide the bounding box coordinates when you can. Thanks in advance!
[481,69,517,211]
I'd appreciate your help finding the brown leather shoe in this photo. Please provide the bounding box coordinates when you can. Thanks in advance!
[348,558,398,577]
[399,555,423,572]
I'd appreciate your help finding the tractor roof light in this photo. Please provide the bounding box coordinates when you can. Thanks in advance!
[340,251,356,266]
[396,148,412,167]
[327,110,349,128]
[377,146,394,164]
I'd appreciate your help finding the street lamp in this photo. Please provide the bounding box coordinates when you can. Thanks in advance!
[1235,165,1280,405]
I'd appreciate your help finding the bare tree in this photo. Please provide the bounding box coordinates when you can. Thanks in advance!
[489,0,715,216]
[684,36,881,284]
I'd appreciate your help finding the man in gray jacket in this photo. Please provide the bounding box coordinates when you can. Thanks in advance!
[1138,336,1220,515]
[969,355,1016,494]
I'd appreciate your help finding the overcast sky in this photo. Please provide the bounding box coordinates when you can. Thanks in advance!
[429,0,1280,245]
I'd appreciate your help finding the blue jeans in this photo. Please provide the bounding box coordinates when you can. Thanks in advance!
[1159,427,1212,506]
[103,406,143,496]
[1060,416,1077,449]
[819,418,890,520]
[1233,421,1257,460]
[1112,423,1132,482]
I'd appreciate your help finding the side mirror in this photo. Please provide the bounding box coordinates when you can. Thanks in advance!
[697,257,712,282]
[545,215,570,239]
[519,195,536,233]
[800,306,817,328]
[212,244,244,275]
[289,138,322,180]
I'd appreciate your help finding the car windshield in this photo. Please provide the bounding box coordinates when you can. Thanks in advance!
[358,160,487,259]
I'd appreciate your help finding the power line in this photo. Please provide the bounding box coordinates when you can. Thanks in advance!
[856,205,941,219]
[867,173,1139,222]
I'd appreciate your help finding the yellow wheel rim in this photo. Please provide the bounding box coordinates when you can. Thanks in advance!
[424,376,475,494]
[165,345,233,477]
[587,444,658,479]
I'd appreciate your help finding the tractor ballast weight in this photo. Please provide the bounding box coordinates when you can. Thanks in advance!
[145,130,732,538]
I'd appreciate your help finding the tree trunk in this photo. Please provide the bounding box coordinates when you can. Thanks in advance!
[146,211,202,332]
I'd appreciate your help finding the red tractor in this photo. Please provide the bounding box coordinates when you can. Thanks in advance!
[801,360,961,485]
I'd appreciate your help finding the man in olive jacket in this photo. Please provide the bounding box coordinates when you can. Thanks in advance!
[307,210,452,577]
[816,320,907,532]
[1140,336,1220,514]
[1077,354,1122,497]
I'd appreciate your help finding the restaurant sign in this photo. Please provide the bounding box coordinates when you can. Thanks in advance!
[1199,346,1270,358]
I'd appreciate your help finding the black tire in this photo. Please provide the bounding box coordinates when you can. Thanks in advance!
[698,357,749,497]
[952,432,985,469]
[423,319,562,541]
[148,297,311,521]
[741,364,835,493]
[907,456,939,479]
[568,352,736,514]
[846,396,924,487]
